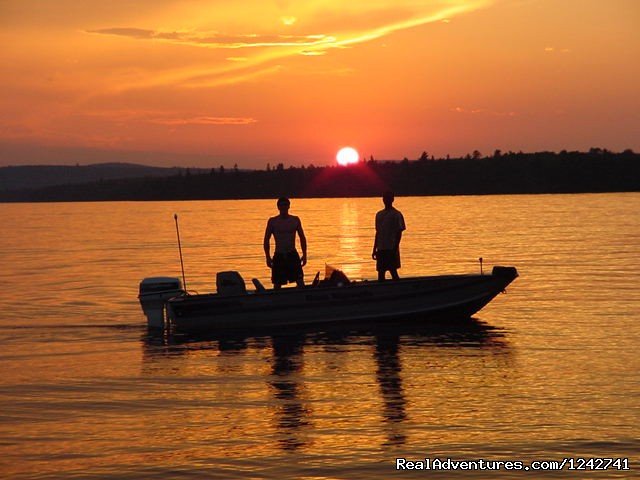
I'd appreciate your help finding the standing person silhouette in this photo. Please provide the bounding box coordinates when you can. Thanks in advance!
[372,191,406,281]
[264,197,307,289]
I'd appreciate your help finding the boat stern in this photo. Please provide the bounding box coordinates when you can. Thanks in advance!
[138,277,184,329]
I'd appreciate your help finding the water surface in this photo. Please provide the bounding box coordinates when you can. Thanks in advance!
[1,194,638,478]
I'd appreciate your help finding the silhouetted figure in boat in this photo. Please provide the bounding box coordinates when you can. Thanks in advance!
[264,197,307,289]
[372,191,406,281]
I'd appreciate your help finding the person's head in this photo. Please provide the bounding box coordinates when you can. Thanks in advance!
[382,190,395,208]
[277,197,291,214]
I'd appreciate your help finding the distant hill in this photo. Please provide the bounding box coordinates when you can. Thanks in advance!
[0,163,208,191]
[0,150,638,202]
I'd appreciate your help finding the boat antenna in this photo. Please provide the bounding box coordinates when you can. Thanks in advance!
[174,214,188,291]
[479,257,484,275]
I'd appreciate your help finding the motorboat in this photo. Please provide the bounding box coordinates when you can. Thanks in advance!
[138,266,518,332]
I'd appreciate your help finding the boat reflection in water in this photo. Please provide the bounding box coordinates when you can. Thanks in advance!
[141,319,509,453]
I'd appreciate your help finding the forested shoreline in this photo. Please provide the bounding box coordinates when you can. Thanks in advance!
[1,149,638,202]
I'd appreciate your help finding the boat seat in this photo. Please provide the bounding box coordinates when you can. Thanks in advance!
[319,269,351,287]
[252,278,266,292]
[216,271,247,295]
[492,266,518,280]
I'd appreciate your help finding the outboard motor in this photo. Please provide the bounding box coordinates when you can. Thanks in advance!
[138,277,184,329]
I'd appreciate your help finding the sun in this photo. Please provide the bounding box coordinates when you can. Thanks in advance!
[336,147,359,166]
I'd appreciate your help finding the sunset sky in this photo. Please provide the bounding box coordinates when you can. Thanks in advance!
[1,0,638,168]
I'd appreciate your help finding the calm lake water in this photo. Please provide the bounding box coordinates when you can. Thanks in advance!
[1,194,639,479]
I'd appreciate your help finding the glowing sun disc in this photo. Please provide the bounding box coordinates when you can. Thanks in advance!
[337,147,359,166]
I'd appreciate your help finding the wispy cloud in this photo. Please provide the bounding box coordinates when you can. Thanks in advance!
[78,110,257,126]
[300,50,327,56]
[281,16,297,26]
[88,28,337,49]
[90,1,482,53]
[87,0,494,91]
[179,65,284,89]
[151,116,257,126]
[544,46,571,53]
[452,106,517,117]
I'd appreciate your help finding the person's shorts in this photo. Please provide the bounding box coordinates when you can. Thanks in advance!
[272,251,303,285]
[376,249,401,272]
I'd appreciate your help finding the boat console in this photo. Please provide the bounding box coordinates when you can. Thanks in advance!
[216,271,247,295]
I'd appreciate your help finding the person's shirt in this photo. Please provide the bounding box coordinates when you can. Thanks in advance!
[268,214,302,253]
[375,207,406,250]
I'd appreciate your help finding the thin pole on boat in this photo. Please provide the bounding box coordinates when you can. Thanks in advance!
[174,214,187,291]
[479,257,484,275]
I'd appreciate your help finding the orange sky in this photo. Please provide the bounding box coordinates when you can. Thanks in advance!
[1,0,638,168]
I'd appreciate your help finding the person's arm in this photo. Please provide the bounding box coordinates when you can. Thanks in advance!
[395,230,402,251]
[297,219,307,266]
[372,231,379,260]
[372,213,380,259]
[263,219,273,267]
[395,212,406,250]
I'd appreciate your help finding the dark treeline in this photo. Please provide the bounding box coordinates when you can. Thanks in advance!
[1,149,638,202]
[0,162,207,191]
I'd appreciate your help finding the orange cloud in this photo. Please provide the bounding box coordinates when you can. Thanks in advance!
[85,0,493,91]
[151,116,257,125]
[87,28,337,49]
[78,110,257,125]
[452,107,517,117]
